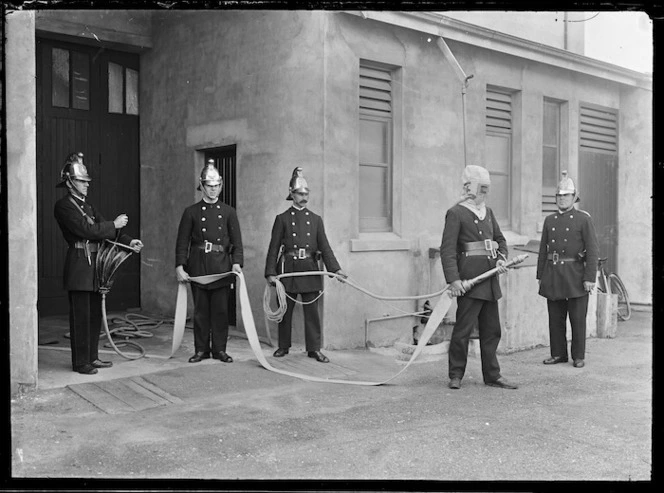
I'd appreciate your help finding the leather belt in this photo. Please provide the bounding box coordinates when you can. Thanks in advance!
[285,248,314,260]
[462,240,498,258]
[73,241,98,252]
[196,241,226,253]
[547,253,578,262]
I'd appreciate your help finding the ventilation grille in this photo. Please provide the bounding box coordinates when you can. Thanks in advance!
[580,105,618,153]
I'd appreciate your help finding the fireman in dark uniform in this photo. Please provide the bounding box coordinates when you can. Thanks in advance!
[440,165,517,390]
[537,171,599,368]
[265,167,347,363]
[175,161,244,363]
[54,152,144,375]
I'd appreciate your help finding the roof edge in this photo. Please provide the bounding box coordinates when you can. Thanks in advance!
[345,11,652,90]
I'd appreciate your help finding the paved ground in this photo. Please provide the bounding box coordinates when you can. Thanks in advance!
[8,309,652,486]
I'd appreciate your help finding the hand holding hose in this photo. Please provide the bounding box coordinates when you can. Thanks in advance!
[113,214,128,229]
[448,280,466,297]
[176,265,190,283]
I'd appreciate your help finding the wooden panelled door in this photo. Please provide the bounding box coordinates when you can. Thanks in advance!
[37,38,141,315]
[578,104,618,274]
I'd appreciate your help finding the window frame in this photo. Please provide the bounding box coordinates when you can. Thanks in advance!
[358,61,398,235]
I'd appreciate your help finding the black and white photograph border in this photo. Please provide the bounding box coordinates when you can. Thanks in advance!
[3,0,655,489]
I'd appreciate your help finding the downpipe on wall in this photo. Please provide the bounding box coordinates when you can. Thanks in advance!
[435,37,474,167]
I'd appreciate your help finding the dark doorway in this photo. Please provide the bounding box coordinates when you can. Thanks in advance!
[204,145,238,325]
[37,37,141,315]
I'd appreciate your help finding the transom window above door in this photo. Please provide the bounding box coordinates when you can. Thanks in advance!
[108,62,139,115]
[51,47,90,110]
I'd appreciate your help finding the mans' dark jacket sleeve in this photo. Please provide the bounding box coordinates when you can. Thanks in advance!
[440,208,462,283]
[265,215,284,278]
[175,208,192,268]
[315,215,341,274]
[228,207,244,267]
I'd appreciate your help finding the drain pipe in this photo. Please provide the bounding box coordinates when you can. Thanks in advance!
[435,37,474,167]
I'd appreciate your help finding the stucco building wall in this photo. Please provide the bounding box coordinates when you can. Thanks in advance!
[140,11,330,342]
[138,11,650,351]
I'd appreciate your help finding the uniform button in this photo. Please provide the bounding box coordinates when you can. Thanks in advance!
[307,221,310,225]
[306,244,309,247]
[293,256,297,260]
[216,205,220,209]
[294,244,297,248]
[202,217,206,221]
[218,226,222,230]
[554,215,558,219]
[561,261,565,264]
[479,231,482,234]
[292,222,295,226]
[305,212,309,215]
[218,215,222,218]
[202,206,207,211]
[474,220,478,224]
[552,239,556,243]
[307,233,310,236]
[552,228,555,231]
[570,215,574,219]
[202,228,206,232]
[566,228,569,231]
[291,212,295,215]
[564,239,567,242]
[292,233,296,236]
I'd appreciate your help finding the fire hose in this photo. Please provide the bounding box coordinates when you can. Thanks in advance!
[176,254,528,386]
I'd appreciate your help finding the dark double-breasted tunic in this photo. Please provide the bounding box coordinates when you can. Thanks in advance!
[54,194,129,292]
[440,203,508,382]
[537,207,599,361]
[175,199,244,289]
[440,204,508,301]
[536,208,599,300]
[264,206,341,293]
[54,193,133,370]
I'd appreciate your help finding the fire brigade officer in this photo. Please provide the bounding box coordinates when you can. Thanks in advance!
[537,171,599,368]
[265,167,347,363]
[440,165,517,390]
[54,152,144,375]
[176,160,244,364]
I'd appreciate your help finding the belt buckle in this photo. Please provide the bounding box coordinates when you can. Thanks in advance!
[298,248,306,259]
[484,239,497,259]
[552,252,559,263]
[204,240,212,253]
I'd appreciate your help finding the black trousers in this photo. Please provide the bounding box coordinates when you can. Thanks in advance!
[191,285,231,353]
[546,294,589,360]
[449,296,502,382]
[68,291,103,370]
[278,292,322,351]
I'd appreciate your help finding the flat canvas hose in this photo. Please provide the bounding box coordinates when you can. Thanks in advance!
[172,253,527,386]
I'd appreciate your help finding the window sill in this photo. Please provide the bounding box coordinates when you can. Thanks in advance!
[350,233,412,252]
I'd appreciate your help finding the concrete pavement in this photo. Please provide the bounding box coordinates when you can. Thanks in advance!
[9,309,652,483]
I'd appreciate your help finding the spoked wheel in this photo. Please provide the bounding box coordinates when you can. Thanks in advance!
[609,273,632,321]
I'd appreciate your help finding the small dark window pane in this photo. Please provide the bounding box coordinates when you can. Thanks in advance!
[52,48,70,108]
[71,52,90,110]
[542,147,559,188]
[108,62,123,114]
[126,68,139,115]
[543,102,559,146]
